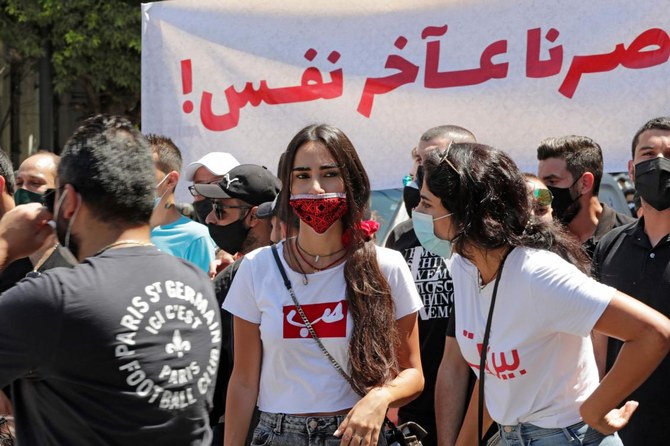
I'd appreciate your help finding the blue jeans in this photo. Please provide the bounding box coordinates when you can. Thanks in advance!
[497,421,622,446]
[251,412,387,446]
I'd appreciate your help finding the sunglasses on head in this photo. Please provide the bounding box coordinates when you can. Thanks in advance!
[437,141,459,173]
[532,188,553,207]
[212,201,250,220]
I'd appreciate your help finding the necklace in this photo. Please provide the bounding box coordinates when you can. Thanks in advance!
[477,271,487,292]
[295,237,346,264]
[32,243,59,273]
[94,240,154,257]
[287,239,310,285]
[295,240,347,272]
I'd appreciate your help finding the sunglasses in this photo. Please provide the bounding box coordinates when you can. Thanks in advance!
[42,186,68,213]
[532,188,553,207]
[212,201,250,220]
[437,141,459,173]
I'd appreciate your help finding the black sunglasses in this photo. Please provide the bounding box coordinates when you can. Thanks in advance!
[212,202,250,220]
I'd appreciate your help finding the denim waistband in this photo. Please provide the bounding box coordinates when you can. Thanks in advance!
[498,420,585,441]
[258,411,347,435]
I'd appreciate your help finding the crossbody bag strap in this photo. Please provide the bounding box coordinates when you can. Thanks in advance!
[477,248,512,446]
[270,244,366,397]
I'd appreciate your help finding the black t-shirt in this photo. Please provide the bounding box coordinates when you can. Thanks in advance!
[211,258,243,426]
[593,218,670,445]
[0,257,32,293]
[385,220,452,444]
[0,245,76,293]
[0,246,220,445]
[582,203,634,259]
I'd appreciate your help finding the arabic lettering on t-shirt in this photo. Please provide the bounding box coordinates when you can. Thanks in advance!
[283,300,347,338]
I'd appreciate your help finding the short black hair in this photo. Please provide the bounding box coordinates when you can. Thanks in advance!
[59,114,155,226]
[631,117,670,158]
[420,125,476,144]
[0,148,15,196]
[146,134,182,176]
[536,135,603,195]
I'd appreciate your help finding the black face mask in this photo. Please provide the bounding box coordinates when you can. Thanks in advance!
[634,157,670,211]
[14,188,44,205]
[193,199,213,224]
[403,183,421,218]
[208,217,250,254]
[547,177,582,224]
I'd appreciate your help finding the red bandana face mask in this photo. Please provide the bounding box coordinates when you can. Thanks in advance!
[289,193,348,234]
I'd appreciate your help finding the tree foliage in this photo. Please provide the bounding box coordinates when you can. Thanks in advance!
[1,0,142,120]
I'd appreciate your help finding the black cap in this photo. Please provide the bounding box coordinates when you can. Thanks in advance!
[192,164,281,206]
[256,195,279,219]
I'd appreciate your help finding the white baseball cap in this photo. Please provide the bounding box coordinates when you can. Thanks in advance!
[183,152,240,181]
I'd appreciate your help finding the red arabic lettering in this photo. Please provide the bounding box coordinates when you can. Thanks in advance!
[491,349,521,378]
[559,27,670,98]
[462,332,526,380]
[198,49,344,131]
[186,24,670,132]
[423,24,508,89]
[526,28,562,78]
[357,36,419,118]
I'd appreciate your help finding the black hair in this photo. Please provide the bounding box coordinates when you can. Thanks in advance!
[0,148,15,196]
[631,116,670,158]
[425,143,590,273]
[59,114,155,227]
[420,125,477,144]
[536,135,603,195]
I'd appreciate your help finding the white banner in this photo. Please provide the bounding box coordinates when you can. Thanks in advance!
[141,0,670,199]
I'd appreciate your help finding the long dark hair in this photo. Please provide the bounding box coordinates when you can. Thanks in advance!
[279,124,399,391]
[424,143,589,272]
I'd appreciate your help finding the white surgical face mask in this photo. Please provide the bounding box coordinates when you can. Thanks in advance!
[153,174,170,209]
[53,189,82,258]
[412,210,452,258]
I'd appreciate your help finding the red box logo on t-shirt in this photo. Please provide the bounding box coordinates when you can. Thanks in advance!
[283,300,348,339]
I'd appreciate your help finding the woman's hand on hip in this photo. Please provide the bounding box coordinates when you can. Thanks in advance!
[581,400,638,435]
[334,387,390,446]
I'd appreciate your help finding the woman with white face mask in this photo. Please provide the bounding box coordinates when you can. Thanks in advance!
[222,124,424,446]
[415,142,670,446]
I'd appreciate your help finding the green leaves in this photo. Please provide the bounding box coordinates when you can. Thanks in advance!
[1,0,142,117]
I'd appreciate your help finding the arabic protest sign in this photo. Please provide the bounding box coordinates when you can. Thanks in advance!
[141,0,670,197]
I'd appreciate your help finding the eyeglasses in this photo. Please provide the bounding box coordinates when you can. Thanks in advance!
[532,188,553,207]
[212,201,250,220]
[437,141,459,173]
[188,178,224,197]
[187,185,201,197]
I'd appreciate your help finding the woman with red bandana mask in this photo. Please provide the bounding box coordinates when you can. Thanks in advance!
[222,124,425,446]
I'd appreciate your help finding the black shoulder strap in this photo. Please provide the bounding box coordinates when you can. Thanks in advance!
[478,248,511,446]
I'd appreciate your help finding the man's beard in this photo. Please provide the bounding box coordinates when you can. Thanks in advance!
[56,212,80,259]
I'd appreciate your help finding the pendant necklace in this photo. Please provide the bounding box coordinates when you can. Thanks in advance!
[287,238,310,285]
[295,237,346,264]
[295,240,347,272]
[94,240,154,257]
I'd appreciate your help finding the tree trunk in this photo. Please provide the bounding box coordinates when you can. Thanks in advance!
[9,61,22,166]
[38,40,55,152]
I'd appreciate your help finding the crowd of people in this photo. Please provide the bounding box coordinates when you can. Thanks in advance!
[0,114,667,446]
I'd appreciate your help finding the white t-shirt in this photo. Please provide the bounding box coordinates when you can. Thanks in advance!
[223,241,423,414]
[451,247,615,428]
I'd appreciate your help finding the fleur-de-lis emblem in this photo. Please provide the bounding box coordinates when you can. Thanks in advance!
[166,329,191,358]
